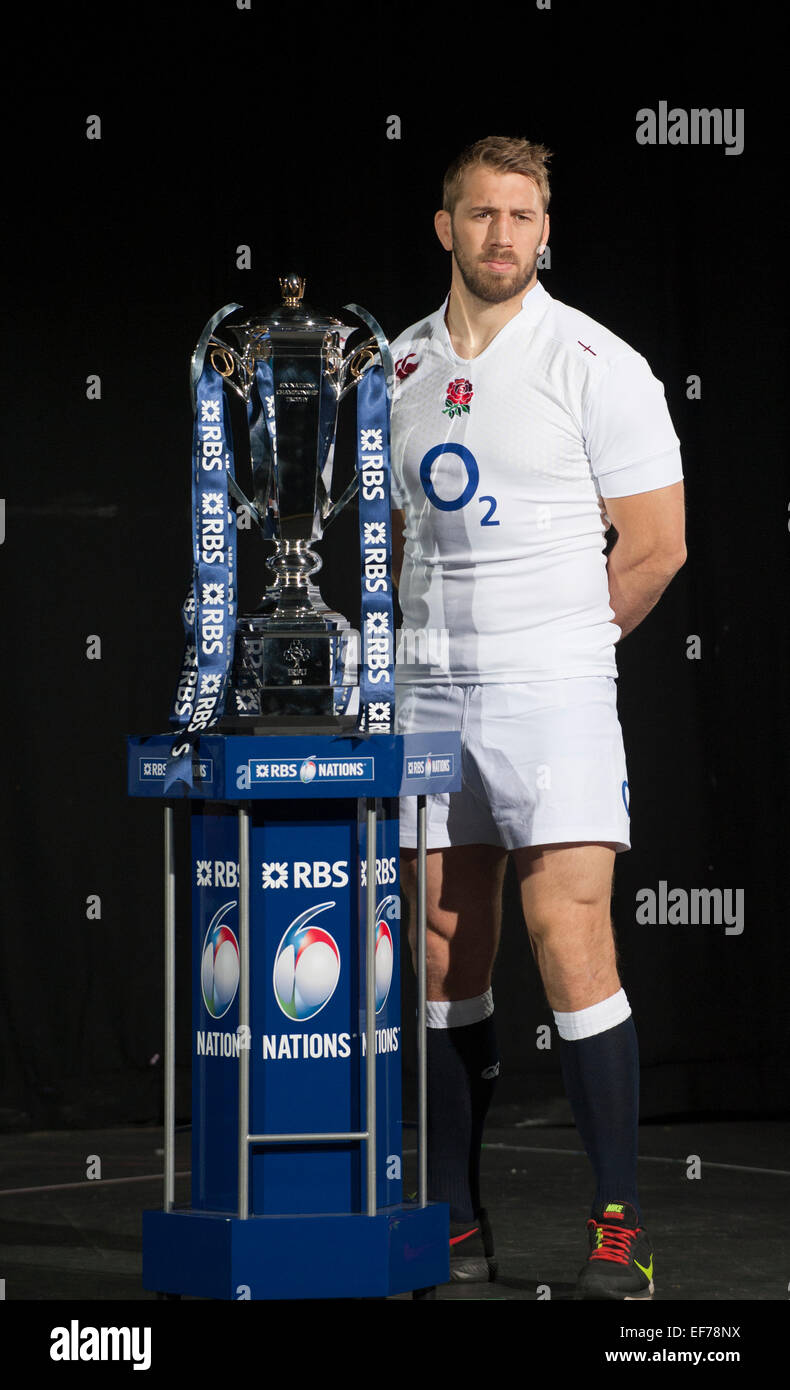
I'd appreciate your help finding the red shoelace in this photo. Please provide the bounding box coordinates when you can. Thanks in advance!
[588,1219,638,1265]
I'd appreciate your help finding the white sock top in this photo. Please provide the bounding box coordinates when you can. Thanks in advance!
[426,989,494,1029]
[553,988,631,1041]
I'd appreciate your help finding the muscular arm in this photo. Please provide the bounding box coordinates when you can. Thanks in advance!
[602,480,686,640]
[392,508,405,588]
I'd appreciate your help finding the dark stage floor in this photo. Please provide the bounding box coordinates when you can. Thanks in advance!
[0,1107,786,1304]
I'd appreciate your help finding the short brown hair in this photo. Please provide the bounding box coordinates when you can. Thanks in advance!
[442,135,552,215]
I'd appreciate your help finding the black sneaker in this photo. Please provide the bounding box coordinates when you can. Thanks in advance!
[575,1200,654,1300]
[449,1208,498,1282]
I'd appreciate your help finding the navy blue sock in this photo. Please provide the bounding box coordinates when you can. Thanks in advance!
[557,1016,641,1220]
[427,1016,499,1222]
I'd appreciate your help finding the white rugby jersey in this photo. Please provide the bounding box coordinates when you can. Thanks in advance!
[390,280,682,683]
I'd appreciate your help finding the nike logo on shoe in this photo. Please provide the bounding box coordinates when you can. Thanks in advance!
[449,1226,480,1247]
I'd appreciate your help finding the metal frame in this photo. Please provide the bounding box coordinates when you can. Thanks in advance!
[161,793,430,1222]
[235,797,382,1220]
[163,806,176,1213]
[237,806,251,1219]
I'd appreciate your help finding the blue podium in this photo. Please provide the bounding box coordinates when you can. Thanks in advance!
[128,730,460,1299]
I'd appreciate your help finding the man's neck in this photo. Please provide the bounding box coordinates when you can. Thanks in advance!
[444,276,536,359]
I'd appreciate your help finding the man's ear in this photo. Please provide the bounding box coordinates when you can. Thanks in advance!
[434,209,453,251]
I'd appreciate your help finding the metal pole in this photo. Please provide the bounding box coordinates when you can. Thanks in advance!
[365,798,377,1216]
[247,1131,368,1144]
[416,794,428,1207]
[237,806,251,1219]
[163,805,176,1213]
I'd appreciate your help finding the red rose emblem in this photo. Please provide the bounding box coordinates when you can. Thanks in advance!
[443,378,473,417]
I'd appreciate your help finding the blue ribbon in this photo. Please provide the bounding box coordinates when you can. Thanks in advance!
[226,359,279,719]
[356,364,395,734]
[166,362,238,789]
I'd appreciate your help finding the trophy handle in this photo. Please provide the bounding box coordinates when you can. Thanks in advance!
[337,337,378,401]
[323,306,393,528]
[204,335,256,401]
[343,303,395,397]
[189,302,242,410]
[322,332,376,527]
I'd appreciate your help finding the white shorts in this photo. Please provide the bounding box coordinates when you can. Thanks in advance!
[397,678,631,852]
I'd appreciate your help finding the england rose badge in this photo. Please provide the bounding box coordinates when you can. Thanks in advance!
[443,377,473,418]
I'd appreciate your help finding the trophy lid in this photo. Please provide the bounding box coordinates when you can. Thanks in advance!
[252,272,342,333]
[225,274,358,360]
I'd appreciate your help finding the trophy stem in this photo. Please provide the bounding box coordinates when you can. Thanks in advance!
[263,539,325,624]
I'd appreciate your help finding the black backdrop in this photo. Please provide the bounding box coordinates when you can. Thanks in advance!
[2,1,787,1131]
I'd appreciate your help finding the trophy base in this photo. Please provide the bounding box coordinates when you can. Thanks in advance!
[218,713,361,736]
[228,614,356,722]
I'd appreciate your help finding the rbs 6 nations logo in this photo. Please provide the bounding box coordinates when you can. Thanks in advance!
[272,894,399,1022]
[200,902,240,1019]
[273,903,341,1021]
[374,894,398,1014]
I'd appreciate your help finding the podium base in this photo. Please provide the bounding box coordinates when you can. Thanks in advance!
[143,1203,449,1300]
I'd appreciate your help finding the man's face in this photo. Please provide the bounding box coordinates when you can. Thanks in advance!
[436,165,549,305]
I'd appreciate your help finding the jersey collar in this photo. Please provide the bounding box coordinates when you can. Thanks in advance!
[432,279,550,358]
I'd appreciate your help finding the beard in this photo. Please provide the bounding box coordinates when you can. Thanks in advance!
[452,241,539,305]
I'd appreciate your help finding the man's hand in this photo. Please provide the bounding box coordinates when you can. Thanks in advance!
[602,481,686,640]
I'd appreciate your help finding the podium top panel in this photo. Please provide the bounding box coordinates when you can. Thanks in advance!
[127,732,462,800]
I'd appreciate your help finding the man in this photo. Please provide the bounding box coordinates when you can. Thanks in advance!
[389,136,685,1300]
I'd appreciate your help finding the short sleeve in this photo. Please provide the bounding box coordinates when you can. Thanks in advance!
[584,352,683,498]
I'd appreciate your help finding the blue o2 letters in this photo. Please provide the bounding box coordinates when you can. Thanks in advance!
[419,444,499,524]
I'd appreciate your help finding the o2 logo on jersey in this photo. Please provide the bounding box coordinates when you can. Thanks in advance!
[374,894,399,1013]
[200,902,240,1019]
[419,444,499,525]
[273,903,341,1021]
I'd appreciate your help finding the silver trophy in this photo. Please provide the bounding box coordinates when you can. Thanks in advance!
[202,274,382,724]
